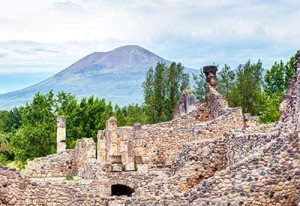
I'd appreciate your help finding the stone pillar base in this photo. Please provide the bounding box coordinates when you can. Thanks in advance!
[111,163,123,172]
[125,163,135,171]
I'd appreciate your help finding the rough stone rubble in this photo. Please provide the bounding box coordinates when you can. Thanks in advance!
[0,54,300,205]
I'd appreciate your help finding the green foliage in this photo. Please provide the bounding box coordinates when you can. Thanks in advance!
[0,132,13,165]
[10,91,56,163]
[192,69,206,102]
[264,57,294,96]
[66,174,74,180]
[115,104,126,126]
[0,107,22,133]
[264,61,285,95]
[218,64,235,99]
[259,57,295,123]
[259,93,282,123]
[228,60,264,115]
[192,57,294,124]
[0,90,137,166]
[0,111,8,133]
[142,62,190,123]
[123,104,147,126]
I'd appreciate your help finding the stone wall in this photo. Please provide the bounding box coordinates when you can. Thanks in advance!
[186,131,300,206]
[95,103,244,172]
[225,124,279,165]
[23,138,102,179]
[0,164,112,206]
[96,64,244,172]
[74,138,103,179]
[23,150,76,178]
[169,138,226,192]
[129,106,244,169]
[97,121,134,172]
[182,52,300,206]
[206,85,230,119]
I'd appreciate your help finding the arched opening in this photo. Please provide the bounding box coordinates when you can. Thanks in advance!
[111,184,134,197]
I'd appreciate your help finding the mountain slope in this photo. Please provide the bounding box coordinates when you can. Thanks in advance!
[0,45,197,110]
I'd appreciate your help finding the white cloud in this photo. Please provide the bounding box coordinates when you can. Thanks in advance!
[0,0,299,76]
[0,40,95,74]
[52,1,84,13]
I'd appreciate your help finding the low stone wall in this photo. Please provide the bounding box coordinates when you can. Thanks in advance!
[23,150,76,178]
[0,164,111,206]
[23,138,102,179]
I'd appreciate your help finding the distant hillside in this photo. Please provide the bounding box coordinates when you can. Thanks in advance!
[0,45,197,110]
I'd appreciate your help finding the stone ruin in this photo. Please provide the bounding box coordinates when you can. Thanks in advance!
[173,89,197,118]
[56,116,66,153]
[0,52,300,205]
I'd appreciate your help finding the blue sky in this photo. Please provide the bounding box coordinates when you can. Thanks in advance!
[0,0,299,93]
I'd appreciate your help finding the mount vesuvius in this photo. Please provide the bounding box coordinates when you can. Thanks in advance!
[0,45,197,110]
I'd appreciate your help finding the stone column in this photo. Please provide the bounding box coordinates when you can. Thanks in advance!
[106,117,120,157]
[105,117,124,171]
[203,65,218,102]
[97,130,107,166]
[57,116,66,153]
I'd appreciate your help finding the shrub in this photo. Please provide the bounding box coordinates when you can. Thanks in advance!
[66,174,74,180]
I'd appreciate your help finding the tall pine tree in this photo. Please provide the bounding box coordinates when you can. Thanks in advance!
[142,62,190,123]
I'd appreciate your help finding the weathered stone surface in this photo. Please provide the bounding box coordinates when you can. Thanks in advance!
[173,89,197,118]
[57,116,66,153]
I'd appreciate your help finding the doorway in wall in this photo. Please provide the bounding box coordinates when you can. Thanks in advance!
[111,184,134,197]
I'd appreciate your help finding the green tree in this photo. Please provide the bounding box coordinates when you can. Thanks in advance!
[142,62,190,123]
[0,107,22,133]
[0,132,13,164]
[259,93,282,123]
[142,67,156,123]
[284,57,295,89]
[218,64,235,99]
[124,104,147,125]
[55,91,77,115]
[0,111,9,133]
[11,91,56,164]
[153,62,167,122]
[264,61,285,95]
[114,104,127,126]
[260,57,295,123]
[228,60,264,115]
[192,69,206,102]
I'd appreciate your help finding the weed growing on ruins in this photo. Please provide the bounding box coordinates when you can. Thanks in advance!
[66,174,74,180]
